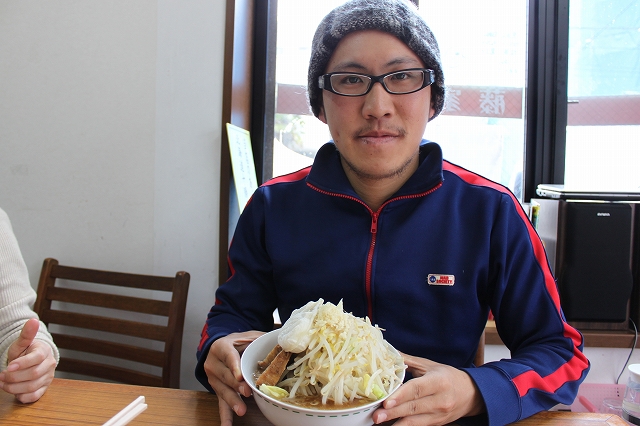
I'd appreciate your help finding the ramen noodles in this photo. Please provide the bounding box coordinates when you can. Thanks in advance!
[257,299,405,406]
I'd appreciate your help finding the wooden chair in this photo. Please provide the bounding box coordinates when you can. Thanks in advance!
[475,330,485,366]
[34,258,190,389]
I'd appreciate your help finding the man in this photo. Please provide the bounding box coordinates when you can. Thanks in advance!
[196,1,589,425]
[0,207,59,403]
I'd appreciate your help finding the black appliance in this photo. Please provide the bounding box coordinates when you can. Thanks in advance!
[533,197,637,330]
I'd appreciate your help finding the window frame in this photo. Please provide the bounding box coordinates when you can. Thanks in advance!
[524,0,570,199]
[249,0,571,197]
[219,0,276,287]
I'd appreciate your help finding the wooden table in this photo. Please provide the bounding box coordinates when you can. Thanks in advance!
[0,378,628,425]
[0,378,259,425]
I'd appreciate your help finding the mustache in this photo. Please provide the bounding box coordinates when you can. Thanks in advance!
[353,125,407,138]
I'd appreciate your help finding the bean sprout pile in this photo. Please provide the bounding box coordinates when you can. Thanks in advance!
[261,299,405,405]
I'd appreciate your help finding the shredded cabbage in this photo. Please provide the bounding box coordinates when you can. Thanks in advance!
[272,299,405,405]
[259,384,290,399]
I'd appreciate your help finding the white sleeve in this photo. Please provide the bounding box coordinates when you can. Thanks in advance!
[0,208,59,368]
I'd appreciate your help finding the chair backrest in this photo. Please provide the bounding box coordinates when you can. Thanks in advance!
[34,258,190,388]
[475,330,485,366]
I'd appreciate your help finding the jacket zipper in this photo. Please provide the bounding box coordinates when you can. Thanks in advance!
[365,213,378,320]
[308,182,442,322]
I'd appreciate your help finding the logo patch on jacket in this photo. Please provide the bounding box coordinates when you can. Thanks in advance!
[427,274,455,286]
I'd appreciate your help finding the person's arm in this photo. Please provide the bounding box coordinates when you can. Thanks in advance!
[194,190,278,424]
[373,354,485,425]
[373,193,589,426]
[195,187,278,387]
[0,208,59,402]
[0,318,58,402]
[463,194,589,425]
[201,331,265,426]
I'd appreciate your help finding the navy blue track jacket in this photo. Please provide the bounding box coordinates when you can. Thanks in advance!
[196,141,589,425]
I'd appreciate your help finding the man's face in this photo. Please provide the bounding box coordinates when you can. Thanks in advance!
[318,30,435,183]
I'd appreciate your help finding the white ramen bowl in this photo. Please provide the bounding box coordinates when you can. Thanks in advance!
[240,328,405,426]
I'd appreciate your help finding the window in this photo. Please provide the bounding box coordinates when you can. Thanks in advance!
[272,0,347,178]
[272,0,528,200]
[259,0,640,202]
[417,1,528,199]
[564,0,640,189]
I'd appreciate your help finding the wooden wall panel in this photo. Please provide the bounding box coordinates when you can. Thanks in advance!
[219,0,254,287]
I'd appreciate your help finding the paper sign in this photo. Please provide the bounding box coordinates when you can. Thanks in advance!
[226,123,259,212]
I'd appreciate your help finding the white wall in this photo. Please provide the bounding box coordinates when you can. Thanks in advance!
[0,0,224,390]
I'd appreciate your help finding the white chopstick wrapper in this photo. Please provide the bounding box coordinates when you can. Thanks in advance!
[103,396,148,426]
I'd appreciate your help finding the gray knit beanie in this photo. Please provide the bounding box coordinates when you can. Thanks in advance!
[308,0,445,121]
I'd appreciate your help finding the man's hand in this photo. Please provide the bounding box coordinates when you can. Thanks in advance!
[0,318,57,403]
[204,331,265,426]
[372,353,485,425]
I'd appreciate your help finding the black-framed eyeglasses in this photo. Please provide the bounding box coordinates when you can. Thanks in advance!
[318,68,435,96]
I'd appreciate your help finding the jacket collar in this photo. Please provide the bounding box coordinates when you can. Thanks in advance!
[306,140,444,199]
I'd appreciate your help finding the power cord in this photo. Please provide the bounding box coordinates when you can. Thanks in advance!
[617,318,638,385]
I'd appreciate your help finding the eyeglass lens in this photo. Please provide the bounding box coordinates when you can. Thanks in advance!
[330,70,426,95]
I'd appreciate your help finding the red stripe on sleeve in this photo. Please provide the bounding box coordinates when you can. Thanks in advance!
[512,348,590,396]
[197,322,210,351]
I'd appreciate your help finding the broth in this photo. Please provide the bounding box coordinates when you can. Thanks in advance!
[253,369,374,410]
[284,395,373,410]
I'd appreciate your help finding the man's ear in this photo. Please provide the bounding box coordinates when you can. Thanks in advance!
[318,105,327,124]
[429,103,436,121]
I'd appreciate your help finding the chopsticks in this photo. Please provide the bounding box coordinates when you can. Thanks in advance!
[103,396,148,426]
